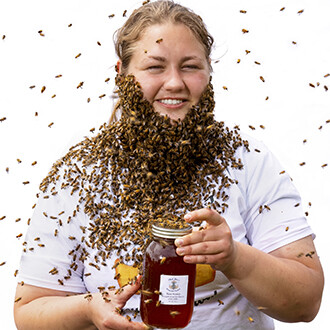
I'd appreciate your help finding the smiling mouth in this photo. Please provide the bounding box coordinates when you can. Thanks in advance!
[158,99,185,105]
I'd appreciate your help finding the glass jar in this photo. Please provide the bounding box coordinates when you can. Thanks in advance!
[140,224,196,329]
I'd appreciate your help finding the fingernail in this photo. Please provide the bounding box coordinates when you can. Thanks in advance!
[184,213,192,221]
[175,238,183,247]
[177,247,185,256]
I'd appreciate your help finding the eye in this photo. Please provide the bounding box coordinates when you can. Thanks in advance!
[182,64,199,70]
[147,65,164,71]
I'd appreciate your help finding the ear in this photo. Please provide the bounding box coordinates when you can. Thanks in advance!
[116,60,122,74]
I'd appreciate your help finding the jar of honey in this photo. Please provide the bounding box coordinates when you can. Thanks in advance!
[140,223,196,329]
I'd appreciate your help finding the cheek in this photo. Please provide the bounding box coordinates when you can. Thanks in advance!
[134,75,158,102]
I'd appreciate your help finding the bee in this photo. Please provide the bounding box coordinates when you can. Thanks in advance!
[84,293,93,301]
[38,244,45,247]
[41,86,46,93]
[75,53,81,59]
[248,125,255,130]
[68,23,72,27]
[264,205,271,211]
[15,297,22,303]
[29,85,36,89]
[14,269,19,277]
[280,7,285,11]
[22,180,30,185]
[222,86,228,90]
[0,117,6,122]
[31,161,37,166]
[2,35,5,40]
[77,81,84,89]
[16,233,23,238]
[105,78,110,83]
[160,257,166,264]
[142,290,153,296]
[5,167,9,173]
[299,162,306,166]
[17,158,22,163]
[87,97,91,103]
[285,226,289,231]
[259,125,265,129]
[297,9,304,14]
[239,10,247,14]
[97,41,101,46]
[38,30,45,37]
[170,311,180,317]
[48,122,54,128]
[258,205,263,214]
[143,0,150,5]
[265,96,269,100]
[309,83,315,88]
[218,299,224,305]
[303,139,307,143]
[15,218,21,223]
[0,261,6,266]
[156,38,163,44]
[123,10,127,17]
[259,76,265,82]
[248,317,254,323]
[292,41,297,45]
[245,50,251,54]
[305,251,315,258]
[156,300,161,307]
[55,74,62,78]
[241,29,249,34]
[58,279,64,285]
[99,94,106,99]
[144,299,153,304]
[35,111,38,116]
[49,267,58,275]
[321,164,328,168]
[126,315,132,322]
[108,14,115,18]
[325,85,328,91]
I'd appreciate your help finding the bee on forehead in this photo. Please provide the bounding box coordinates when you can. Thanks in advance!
[156,38,163,44]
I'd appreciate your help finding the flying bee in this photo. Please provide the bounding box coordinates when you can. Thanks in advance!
[254,61,261,65]
[0,261,6,266]
[222,86,228,90]
[87,97,91,103]
[321,164,328,168]
[237,59,241,63]
[75,53,81,59]
[245,50,251,54]
[297,9,304,14]
[99,94,106,99]
[239,10,247,13]
[248,125,255,130]
[2,35,5,40]
[48,122,54,128]
[16,233,23,238]
[31,161,37,166]
[55,74,62,78]
[325,85,328,91]
[41,86,46,93]
[0,117,6,122]
[218,300,224,305]
[84,293,93,301]
[299,162,306,166]
[285,226,289,231]
[97,41,101,46]
[58,279,64,285]
[77,81,84,89]
[309,83,315,88]
[241,29,249,34]
[108,14,115,18]
[260,76,265,82]
[123,10,127,17]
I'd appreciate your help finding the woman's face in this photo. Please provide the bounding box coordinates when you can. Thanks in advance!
[125,23,211,122]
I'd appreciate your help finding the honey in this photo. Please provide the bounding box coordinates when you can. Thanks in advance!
[140,224,196,328]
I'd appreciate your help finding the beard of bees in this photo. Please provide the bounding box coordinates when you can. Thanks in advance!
[40,74,249,271]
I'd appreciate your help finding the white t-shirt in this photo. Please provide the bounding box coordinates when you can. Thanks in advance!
[18,135,313,330]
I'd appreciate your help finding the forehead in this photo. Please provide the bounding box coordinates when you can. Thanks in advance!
[134,23,206,57]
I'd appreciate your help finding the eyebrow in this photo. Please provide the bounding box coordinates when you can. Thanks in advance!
[146,55,202,62]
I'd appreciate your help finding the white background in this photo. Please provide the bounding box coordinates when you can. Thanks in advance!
[0,0,329,328]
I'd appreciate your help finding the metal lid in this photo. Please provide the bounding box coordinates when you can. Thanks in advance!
[151,223,192,239]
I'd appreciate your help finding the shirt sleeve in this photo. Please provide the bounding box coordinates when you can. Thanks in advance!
[18,170,88,293]
[238,138,314,253]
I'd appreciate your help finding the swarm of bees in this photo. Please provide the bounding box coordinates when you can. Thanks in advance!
[38,74,249,272]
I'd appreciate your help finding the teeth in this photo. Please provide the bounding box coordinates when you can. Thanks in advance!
[159,99,183,105]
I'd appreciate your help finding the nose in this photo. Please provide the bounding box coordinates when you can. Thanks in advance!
[164,67,185,92]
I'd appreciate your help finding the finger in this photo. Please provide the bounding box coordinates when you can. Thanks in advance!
[116,276,142,305]
[177,240,223,257]
[184,208,225,226]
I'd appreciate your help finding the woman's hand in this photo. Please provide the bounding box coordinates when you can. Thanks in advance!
[174,208,237,272]
[88,276,149,330]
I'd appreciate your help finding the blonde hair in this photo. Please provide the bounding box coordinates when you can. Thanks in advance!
[110,0,214,122]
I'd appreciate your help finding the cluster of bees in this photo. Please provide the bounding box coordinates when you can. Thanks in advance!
[38,73,249,273]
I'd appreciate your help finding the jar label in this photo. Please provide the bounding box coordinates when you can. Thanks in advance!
[159,275,189,305]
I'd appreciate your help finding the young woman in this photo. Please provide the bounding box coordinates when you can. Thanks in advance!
[14,1,323,329]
